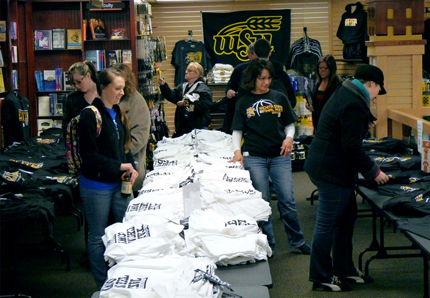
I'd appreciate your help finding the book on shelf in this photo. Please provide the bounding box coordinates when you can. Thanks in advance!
[11,46,18,63]
[106,50,118,67]
[34,30,52,50]
[35,71,44,91]
[38,95,50,116]
[12,70,18,90]
[67,29,82,50]
[89,18,107,40]
[0,21,6,42]
[52,28,66,50]
[49,93,56,116]
[111,28,126,40]
[82,20,87,41]
[0,46,4,67]
[48,93,65,116]
[55,68,63,91]
[122,49,132,69]
[0,68,5,93]
[10,22,17,40]
[43,70,56,91]
[85,50,105,71]
[63,71,74,90]
[55,93,66,116]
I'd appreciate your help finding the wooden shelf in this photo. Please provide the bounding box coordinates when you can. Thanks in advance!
[5,0,136,138]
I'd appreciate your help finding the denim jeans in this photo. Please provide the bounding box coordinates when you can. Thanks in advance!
[79,185,133,289]
[243,155,306,251]
[308,176,357,283]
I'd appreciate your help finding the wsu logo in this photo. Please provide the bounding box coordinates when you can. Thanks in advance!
[213,16,282,61]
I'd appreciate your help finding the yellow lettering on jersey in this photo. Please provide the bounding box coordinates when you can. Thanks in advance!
[345,18,358,26]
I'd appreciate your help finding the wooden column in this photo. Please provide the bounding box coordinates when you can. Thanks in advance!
[365,0,427,139]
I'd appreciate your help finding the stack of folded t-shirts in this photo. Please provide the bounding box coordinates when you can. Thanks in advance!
[212,63,233,84]
[100,130,272,296]
[102,215,187,266]
[99,255,225,298]
[185,209,272,265]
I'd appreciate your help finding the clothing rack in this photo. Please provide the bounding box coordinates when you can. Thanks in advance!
[303,27,310,53]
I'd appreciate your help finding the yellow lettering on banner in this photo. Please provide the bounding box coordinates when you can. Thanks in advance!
[213,16,282,62]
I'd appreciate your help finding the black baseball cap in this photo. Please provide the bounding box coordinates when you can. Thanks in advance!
[354,64,387,95]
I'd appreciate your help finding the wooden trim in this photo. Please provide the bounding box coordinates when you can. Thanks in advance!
[387,109,430,133]
[366,40,427,47]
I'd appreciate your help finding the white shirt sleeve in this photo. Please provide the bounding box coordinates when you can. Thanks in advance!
[284,123,295,139]
[232,130,243,151]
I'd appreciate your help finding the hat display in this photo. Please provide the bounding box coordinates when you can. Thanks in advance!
[354,64,387,95]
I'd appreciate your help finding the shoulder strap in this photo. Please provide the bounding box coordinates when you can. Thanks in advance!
[82,105,102,136]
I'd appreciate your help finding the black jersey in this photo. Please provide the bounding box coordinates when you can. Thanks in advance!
[231,89,297,158]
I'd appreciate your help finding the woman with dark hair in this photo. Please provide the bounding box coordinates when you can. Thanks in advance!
[115,63,150,194]
[229,58,310,255]
[78,68,138,289]
[305,54,342,131]
[62,60,99,137]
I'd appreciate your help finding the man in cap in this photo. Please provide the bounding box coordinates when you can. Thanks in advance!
[304,64,389,292]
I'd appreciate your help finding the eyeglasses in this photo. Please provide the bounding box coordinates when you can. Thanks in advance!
[318,67,329,71]
[257,76,273,81]
[72,76,86,86]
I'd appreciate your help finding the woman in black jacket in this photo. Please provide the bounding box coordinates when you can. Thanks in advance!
[158,62,212,137]
[62,61,99,138]
[78,68,138,289]
[304,65,389,292]
[305,54,342,131]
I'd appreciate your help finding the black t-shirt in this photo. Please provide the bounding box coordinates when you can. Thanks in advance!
[231,89,297,158]
[171,40,212,86]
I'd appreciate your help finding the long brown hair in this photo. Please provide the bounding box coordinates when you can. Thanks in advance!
[315,54,340,87]
[114,63,137,97]
[97,68,132,153]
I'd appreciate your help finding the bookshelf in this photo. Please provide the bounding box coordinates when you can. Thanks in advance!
[16,0,137,137]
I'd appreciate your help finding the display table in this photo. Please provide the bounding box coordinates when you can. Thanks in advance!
[356,185,429,298]
[216,260,272,288]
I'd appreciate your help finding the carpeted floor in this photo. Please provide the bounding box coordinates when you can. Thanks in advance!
[0,171,427,298]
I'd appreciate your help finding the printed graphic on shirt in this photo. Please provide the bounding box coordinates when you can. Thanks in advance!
[185,51,203,64]
[105,224,151,246]
[246,99,283,118]
[19,109,29,125]
[102,276,148,291]
[345,18,358,26]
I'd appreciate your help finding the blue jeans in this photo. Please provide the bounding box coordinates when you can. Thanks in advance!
[308,176,357,283]
[79,185,133,289]
[243,155,306,251]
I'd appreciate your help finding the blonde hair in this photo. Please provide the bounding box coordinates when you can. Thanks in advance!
[187,62,204,78]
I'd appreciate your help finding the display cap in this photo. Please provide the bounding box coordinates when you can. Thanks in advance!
[354,64,387,95]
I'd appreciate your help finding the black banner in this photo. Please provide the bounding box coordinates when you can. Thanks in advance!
[202,10,291,67]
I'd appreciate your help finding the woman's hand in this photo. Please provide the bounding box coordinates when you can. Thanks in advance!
[305,103,314,112]
[280,137,293,157]
[229,150,243,165]
[369,120,377,131]
[177,100,185,107]
[120,163,139,185]
[226,89,237,99]
[374,170,389,185]
[158,77,165,86]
